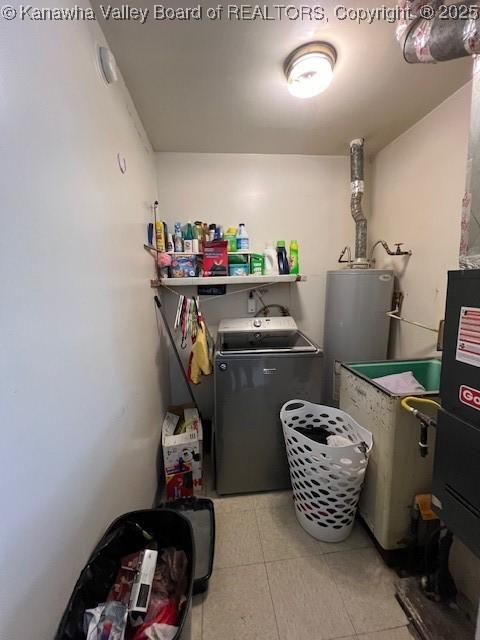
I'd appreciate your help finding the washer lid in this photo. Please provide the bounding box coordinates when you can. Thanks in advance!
[218,330,318,354]
[218,316,298,334]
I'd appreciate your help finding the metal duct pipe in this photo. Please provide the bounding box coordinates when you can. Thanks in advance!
[350,138,368,266]
[398,0,480,63]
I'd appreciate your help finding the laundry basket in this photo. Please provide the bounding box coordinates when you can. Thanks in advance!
[280,399,373,543]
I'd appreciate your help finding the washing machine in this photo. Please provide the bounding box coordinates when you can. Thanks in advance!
[214,316,323,495]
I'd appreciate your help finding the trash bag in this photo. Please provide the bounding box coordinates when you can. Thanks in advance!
[55,509,195,640]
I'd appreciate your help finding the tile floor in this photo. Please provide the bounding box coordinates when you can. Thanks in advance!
[191,486,413,640]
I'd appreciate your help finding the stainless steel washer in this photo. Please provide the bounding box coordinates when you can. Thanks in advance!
[214,316,323,495]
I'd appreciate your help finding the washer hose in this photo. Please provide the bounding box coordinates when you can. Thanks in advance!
[401,396,441,457]
[401,396,441,413]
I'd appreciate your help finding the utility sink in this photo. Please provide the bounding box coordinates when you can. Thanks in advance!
[342,358,441,396]
[339,358,441,553]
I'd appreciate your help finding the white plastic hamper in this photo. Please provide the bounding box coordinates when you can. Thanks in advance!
[280,399,373,543]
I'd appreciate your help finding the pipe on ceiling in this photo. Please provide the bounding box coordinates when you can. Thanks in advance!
[397,0,480,63]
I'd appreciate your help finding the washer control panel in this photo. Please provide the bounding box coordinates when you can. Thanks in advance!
[218,316,298,333]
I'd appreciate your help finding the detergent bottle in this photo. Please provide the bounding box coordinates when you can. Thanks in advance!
[276,241,290,275]
[263,243,279,275]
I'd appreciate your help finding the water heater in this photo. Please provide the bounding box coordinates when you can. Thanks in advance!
[323,269,394,405]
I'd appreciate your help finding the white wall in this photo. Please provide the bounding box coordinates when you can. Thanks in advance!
[370,83,472,357]
[155,152,352,414]
[0,5,168,638]
[370,81,480,614]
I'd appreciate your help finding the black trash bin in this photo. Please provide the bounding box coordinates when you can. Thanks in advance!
[159,498,215,595]
[55,508,195,640]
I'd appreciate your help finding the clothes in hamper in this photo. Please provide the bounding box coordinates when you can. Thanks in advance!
[326,434,352,447]
[294,426,330,444]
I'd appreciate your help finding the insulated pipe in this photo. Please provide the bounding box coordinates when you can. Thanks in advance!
[350,138,368,265]
[399,0,480,63]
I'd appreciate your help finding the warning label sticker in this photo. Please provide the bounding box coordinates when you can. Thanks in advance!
[456,306,480,367]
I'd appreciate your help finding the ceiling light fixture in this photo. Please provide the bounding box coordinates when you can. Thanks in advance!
[284,42,336,98]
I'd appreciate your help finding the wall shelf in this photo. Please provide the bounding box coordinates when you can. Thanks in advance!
[144,244,253,256]
[166,251,254,256]
[151,274,305,287]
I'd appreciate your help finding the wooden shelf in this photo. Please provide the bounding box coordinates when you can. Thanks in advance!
[151,274,305,287]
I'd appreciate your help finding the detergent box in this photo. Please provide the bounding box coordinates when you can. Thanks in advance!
[162,405,203,499]
[203,240,228,277]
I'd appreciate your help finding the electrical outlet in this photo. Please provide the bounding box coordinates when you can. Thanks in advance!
[247,296,256,314]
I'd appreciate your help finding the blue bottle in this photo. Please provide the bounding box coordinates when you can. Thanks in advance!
[276,241,290,275]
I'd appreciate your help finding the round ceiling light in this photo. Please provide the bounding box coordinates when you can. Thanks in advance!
[284,42,336,99]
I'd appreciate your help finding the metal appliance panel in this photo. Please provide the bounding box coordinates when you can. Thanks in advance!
[440,269,480,423]
[214,350,322,494]
[217,316,298,333]
[433,269,480,560]
[432,409,480,558]
[323,269,394,406]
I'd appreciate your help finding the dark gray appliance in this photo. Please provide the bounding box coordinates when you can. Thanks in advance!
[214,316,322,495]
[433,269,480,558]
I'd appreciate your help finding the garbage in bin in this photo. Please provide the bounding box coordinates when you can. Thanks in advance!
[157,498,215,595]
[280,399,373,543]
[54,509,195,640]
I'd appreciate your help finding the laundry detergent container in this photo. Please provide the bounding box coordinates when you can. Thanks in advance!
[281,400,373,543]
[340,358,441,554]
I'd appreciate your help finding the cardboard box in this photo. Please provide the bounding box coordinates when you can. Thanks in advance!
[162,405,203,499]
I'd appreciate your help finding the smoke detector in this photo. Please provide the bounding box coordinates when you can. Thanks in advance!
[284,42,336,98]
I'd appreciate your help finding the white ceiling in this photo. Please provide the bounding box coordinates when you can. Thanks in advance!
[94,1,472,155]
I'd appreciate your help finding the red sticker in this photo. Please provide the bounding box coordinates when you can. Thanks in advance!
[459,384,480,411]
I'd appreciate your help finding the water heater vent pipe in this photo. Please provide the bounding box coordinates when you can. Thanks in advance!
[350,138,369,268]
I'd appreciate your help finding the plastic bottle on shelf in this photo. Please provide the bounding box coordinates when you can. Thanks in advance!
[174,223,183,252]
[236,223,249,251]
[201,223,209,251]
[289,240,299,274]
[192,225,199,253]
[225,227,237,252]
[167,233,174,253]
[276,241,290,275]
[194,222,203,252]
[183,222,194,253]
[263,243,279,275]
[155,218,166,252]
